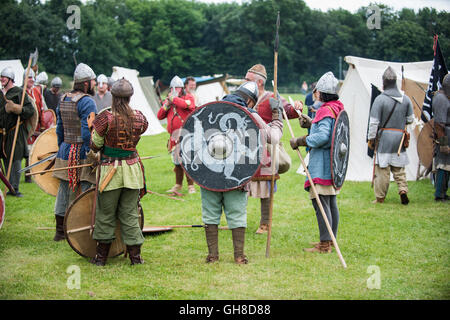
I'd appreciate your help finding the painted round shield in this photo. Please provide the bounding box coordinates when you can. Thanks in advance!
[64,188,145,258]
[29,126,60,196]
[0,191,5,230]
[417,119,434,170]
[179,101,263,192]
[41,109,56,130]
[330,110,350,190]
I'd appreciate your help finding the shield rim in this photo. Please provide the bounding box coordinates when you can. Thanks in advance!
[180,101,264,192]
[0,191,5,230]
[417,119,434,169]
[330,110,350,190]
[28,126,60,196]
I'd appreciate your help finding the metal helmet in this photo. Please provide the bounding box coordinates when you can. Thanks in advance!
[51,77,63,88]
[97,74,108,86]
[236,81,259,104]
[441,73,450,97]
[73,63,96,83]
[111,77,134,98]
[170,75,184,88]
[382,66,397,81]
[23,68,36,82]
[315,71,339,94]
[35,72,48,85]
[0,66,15,81]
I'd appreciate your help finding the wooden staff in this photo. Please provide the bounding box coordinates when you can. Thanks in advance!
[5,56,33,195]
[266,11,280,258]
[282,108,347,268]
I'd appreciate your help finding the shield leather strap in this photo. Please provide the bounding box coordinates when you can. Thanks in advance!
[29,126,60,196]
[0,191,5,230]
[417,119,435,170]
[64,188,145,258]
[179,101,263,192]
[330,109,350,189]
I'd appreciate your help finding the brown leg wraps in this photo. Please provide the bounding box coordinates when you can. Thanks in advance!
[126,245,144,265]
[232,227,248,264]
[90,242,111,266]
[204,224,219,263]
[260,198,270,225]
[53,215,65,241]
[174,165,184,186]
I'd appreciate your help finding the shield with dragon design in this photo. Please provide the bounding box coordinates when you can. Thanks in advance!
[178,101,264,192]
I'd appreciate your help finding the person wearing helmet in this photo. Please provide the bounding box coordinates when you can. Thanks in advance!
[52,63,98,241]
[89,78,148,266]
[24,68,45,146]
[44,77,63,112]
[244,64,303,235]
[93,74,112,112]
[290,71,345,254]
[431,73,450,202]
[157,75,196,194]
[200,81,284,265]
[34,72,49,110]
[367,66,413,205]
[0,66,35,197]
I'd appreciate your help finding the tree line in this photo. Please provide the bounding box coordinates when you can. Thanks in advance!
[1,0,448,89]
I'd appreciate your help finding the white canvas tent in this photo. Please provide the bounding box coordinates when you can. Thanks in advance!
[0,59,24,87]
[182,74,230,107]
[298,55,433,181]
[111,66,165,136]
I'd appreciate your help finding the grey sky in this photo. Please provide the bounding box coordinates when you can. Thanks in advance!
[196,0,449,13]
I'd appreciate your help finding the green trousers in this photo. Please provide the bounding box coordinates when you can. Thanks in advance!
[92,188,144,246]
[201,187,248,229]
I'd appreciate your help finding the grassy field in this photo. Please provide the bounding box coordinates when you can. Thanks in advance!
[0,94,449,300]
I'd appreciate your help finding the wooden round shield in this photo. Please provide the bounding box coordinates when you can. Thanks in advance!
[0,191,5,230]
[29,126,60,196]
[417,119,435,169]
[64,188,145,258]
[330,110,350,190]
[179,101,263,192]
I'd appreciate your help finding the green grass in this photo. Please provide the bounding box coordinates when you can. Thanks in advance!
[0,94,449,300]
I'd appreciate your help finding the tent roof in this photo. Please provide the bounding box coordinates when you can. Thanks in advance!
[343,56,433,95]
[111,66,165,136]
[0,59,24,87]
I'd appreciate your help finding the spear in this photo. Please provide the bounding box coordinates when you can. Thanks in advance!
[266,11,280,258]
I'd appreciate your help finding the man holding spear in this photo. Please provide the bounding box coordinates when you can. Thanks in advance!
[52,63,98,241]
[0,66,35,197]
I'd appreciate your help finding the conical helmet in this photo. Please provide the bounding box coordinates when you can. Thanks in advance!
[236,81,259,104]
[74,63,96,83]
[111,77,134,98]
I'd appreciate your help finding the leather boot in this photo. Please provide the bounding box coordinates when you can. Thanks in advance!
[400,191,409,205]
[256,198,270,234]
[232,227,248,264]
[90,242,111,266]
[53,215,65,241]
[304,241,332,253]
[126,245,144,265]
[204,224,219,263]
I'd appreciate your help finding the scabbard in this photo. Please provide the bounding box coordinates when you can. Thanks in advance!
[99,160,118,193]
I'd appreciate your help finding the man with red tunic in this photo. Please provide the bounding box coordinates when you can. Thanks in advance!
[244,64,303,234]
[24,69,46,182]
[157,75,196,194]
